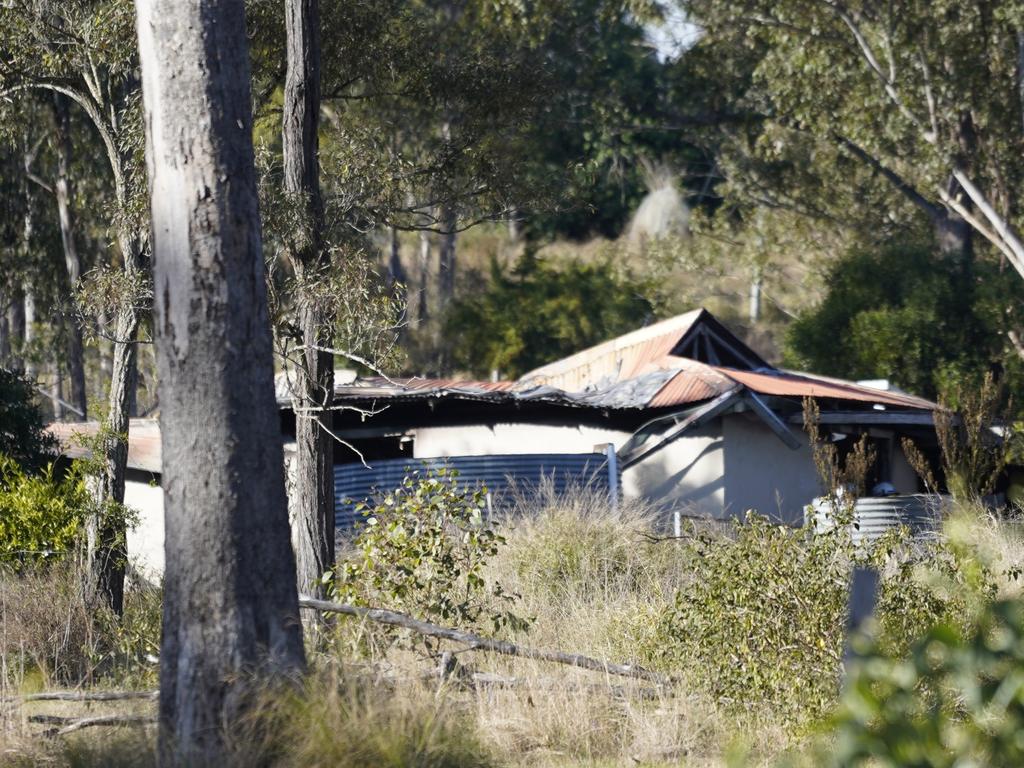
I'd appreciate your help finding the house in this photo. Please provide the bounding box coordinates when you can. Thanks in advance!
[321,308,938,527]
[50,307,942,575]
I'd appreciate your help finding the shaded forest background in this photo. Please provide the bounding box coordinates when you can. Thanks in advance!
[3,0,1024,415]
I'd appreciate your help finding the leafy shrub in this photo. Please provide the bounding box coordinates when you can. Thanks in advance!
[654,514,849,722]
[832,598,1024,767]
[0,455,89,568]
[331,467,528,639]
[651,512,997,725]
[0,368,56,471]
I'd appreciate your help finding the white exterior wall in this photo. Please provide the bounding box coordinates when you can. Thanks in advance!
[721,413,820,525]
[412,422,630,458]
[623,423,725,518]
[124,478,164,580]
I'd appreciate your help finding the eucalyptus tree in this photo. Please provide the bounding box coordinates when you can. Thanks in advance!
[677,1,1024,289]
[281,0,334,599]
[135,0,306,758]
[0,0,148,611]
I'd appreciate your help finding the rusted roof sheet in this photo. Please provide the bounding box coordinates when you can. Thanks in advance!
[646,358,735,408]
[519,309,704,391]
[47,419,163,474]
[716,368,936,410]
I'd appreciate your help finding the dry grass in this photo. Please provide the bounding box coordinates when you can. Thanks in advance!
[5,493,1024,767]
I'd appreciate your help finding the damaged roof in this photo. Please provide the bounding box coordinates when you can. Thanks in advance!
[328,308,937,414]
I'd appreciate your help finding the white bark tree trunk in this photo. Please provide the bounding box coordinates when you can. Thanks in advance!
[135,0,307,759]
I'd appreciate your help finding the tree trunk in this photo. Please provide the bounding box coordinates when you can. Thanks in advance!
[283,0,334,600]
[86,284,139,616]
[23,287,37,383]
[748,264,762,324]
[437,121,457,308]
[53,94,87,420]
[417,229,431,325]
[388,225,406,286]
[135,0,307,759]
[438,210,457,307]
[6,285,25,373]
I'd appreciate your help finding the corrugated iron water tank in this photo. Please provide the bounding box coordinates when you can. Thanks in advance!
[807,494,949,545]
[333,453,616,532]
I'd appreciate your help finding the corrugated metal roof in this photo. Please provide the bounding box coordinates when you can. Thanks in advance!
[519,309,704,391]
[47,419,162,474]
[717,368,936,410]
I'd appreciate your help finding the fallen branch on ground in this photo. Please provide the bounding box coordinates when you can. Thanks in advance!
[15,690,158,703]
[29,714,155,737]
[298,595,672,685]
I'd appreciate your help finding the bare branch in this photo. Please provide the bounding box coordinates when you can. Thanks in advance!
[298,595,672,685]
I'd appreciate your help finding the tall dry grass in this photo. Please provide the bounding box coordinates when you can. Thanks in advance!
[5,492,1024,767]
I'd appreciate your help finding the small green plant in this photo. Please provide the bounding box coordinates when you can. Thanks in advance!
[0,455,88,568]
[330,467,528,641]
[654,514,851,723]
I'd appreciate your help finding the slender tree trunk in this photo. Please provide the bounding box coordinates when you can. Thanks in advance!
[87,272,140,615]
[283,0,334,600]
[437,121,457,308]
[136,0,307,759]
[749,264,762,324]
[23,287,37,383]
[388,225,406,286]
[438,210,456,306]
[52,368,64,421]
[53,94,87,420]
[0,310,9,367]
[6,286,25,373]
[417,229,431,325]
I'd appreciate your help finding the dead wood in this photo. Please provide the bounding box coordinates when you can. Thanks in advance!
[28,713,155,737]
[298,595,671,685]
[15,690,158,703]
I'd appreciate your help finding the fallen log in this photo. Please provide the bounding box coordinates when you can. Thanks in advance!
[16,690,158,703]
[29,713,155,737]
[298,595,671,685]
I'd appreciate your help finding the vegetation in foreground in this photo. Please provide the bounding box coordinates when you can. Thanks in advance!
[3,474,1024,767]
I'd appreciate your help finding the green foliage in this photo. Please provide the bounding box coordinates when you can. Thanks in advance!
[0,456,87,568]
[446,250,657,377]
[832,597,1024,767]
[0,368,57,472]
[651,512,996,725]
[655,515,849,722]
[331,467,528,639]
[784,242,1023,401]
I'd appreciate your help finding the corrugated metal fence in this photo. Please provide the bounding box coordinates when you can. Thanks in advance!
[334,453,616,530]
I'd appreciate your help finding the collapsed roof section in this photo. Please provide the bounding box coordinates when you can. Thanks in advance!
[292,308,940,462]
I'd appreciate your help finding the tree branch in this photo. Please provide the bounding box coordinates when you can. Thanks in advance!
[298,595,672,685]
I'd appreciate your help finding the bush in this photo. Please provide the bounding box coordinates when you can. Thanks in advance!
[0,455,89,568]
[832,598,1024,767]
[0,368,56,472]
[331,467,527,640]
[651,511,997,725]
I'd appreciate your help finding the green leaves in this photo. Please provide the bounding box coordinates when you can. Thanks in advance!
[832,599,1024,767]
[446,249,658,377]
[330,467,528,646]
[0,455,88,569]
